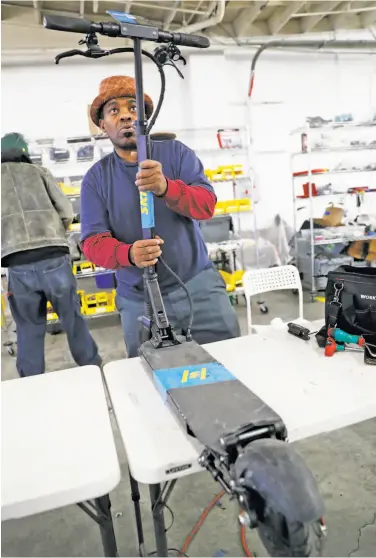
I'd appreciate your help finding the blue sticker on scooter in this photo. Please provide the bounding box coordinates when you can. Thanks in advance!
[153,362,235,401]
[140,190,155,229]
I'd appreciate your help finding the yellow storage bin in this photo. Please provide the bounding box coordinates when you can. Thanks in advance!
[68,223,81,232]
[47,290,86,321]
[219,270,245,293]
[214,198,251,215]
[218,164,243,178]
[58,183,81,196]
[1,292,7,328]
[46,301,58,322]
[77,290,85,311]
[82,290,116,315]
[72,261,96,275]
[205,164,244,182]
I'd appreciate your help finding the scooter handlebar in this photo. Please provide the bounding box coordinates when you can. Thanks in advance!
[43,15,97,34]
[43,14,210,48]
[164,32,210,49]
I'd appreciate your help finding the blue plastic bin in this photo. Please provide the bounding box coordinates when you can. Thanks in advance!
[95,272,116,289]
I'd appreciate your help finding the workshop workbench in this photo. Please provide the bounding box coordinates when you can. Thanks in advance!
[104,321,376,556]
[1,365,121,557]
[3,323,375,557]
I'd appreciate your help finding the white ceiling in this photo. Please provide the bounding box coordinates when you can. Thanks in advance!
[2,0,376,53]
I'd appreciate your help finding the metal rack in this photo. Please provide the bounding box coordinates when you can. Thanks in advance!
[46,249,118,332]
[291,120,376,300]
[162,126,255,283]
[47,310,119,326]
[245,37,376,305]
[1,285,16,356]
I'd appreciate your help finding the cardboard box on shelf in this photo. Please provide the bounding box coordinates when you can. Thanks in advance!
[313,205,344,227]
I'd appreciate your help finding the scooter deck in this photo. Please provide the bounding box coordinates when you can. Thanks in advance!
[139,339,283,454]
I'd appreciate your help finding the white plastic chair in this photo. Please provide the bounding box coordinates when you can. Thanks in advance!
[243,265,304,334]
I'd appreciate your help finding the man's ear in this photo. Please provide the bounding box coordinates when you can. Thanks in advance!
[99,120,106,132]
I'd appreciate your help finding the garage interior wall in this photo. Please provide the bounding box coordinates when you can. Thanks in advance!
[2,49,376,227]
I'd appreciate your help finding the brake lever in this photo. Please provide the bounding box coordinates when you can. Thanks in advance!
[55,47,110,64]
[176,54,187,66]
[55,49,86,64]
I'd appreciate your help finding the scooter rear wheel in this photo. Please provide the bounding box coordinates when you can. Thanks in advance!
[257,511,325,557]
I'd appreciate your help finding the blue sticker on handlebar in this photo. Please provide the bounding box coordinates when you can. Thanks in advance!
[140,190,155,229]
[107,11,137,24]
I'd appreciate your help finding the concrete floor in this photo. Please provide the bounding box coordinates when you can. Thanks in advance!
[2,291,376,557]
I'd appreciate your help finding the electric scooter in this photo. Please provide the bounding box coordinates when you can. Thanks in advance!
[44,12,326,556]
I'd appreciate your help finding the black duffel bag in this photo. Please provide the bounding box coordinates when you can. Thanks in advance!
[316,266,376,362]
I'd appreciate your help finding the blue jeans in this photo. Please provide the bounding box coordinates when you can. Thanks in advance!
[116,266,241,358]
[7,254,101,377]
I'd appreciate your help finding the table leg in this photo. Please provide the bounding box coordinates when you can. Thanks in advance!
[78,495,118,557]
[94,494,118,557]
[149,484,168,558]
[129,469,146,556]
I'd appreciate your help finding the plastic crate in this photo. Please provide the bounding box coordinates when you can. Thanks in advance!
[58,183,81,196]
[215,198,251,215]
[77,290,85,312]
[199,215,233,243]
[46,301,58,321]
[82,290,116,315]
[72,261,96,275]
[205,164,243,182]
[68,223,81,232]
[49,147,70,163]
[95,272,116,289]
[47,290,85,321]
[298,254,354,290]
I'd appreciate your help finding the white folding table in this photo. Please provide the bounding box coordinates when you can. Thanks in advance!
[104,321,376,556]
[1,365,121,557]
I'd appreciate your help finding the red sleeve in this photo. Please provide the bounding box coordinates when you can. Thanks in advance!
[82,232,133,269]
[163,179,216,220]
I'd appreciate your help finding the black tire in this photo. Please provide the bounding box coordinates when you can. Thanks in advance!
[259,304,269,314]
[257,511,324,557]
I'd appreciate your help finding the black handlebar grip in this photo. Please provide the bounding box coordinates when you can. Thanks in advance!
[172,32,210,48]
[43,15,93,34]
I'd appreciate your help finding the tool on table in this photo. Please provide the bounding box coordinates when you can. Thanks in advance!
[47,14,325,557]
[327,328,366,347]
[325,327,369,357]
[324,337,367,357]
[287,322,317,341]
[324,338,345,357]
[324,337,363,357]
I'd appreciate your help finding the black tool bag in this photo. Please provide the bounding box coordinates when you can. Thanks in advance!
[316,266,376,354]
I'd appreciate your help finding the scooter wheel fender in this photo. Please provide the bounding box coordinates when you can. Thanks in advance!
[234,438,324,523]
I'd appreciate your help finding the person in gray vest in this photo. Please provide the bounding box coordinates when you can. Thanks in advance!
[1,133,101,377]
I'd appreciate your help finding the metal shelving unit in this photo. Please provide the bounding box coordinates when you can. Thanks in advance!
[74,269,115,279]
[312,233,376,246]
[291,119,376,300]
[293,167,376,176]
[47,310,119,326]
[175,127,255,281]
